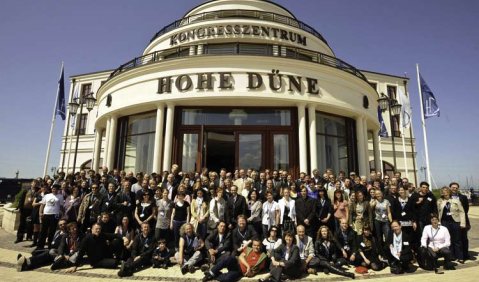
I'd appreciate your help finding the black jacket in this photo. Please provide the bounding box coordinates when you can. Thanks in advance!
[57,232,84,256]
[231,225,258,255]
[76,232,121,266]
[391,196,417,224]
[131,233,156,258]
[410,191,438,224]
[334,227,356,254]
[385,231,413,262]
[314,239,342,261]
[272,244,301,268]
[226,195,247,226]
[295,196,317,226]
[205,230,232,255]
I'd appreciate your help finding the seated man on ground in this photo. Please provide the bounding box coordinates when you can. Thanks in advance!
[118,222,156,277]
[151,238,171,268]
[204,221,231,267]
[202,239,267,282]
[50,221,84,271]
[175,223,205,274]
[295,224,320,274]
[17,219,67,271]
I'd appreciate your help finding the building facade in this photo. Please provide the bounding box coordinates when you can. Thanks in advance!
[59,0,417,182]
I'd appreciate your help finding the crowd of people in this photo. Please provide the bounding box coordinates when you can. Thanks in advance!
[13,165,473,281]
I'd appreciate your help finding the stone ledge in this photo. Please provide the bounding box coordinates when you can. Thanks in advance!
[1,205,20,234]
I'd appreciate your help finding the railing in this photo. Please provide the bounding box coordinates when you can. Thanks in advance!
[149,9,329,46]
[107,43,369,85]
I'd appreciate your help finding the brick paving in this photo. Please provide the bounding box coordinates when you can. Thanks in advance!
[1,207,479,281]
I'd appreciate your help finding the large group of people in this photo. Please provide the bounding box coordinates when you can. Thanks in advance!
[14,165,473,281]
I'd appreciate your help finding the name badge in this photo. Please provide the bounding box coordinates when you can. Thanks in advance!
[401,212,406,216]
[382,214,387,219]
[89,205,93,209]
[360,242,366,247]
[106,202,109,206]
[403,242,409,246]
[427,197,432,202]
[447,212,451,216]
[140,213,145,218]
[160,211,165,216]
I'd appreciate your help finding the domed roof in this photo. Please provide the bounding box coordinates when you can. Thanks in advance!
[184,0,296,19]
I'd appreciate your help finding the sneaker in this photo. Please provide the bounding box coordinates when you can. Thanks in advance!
[189,264,196,273]
[17,256,26,272]
[181,265,188,275]
[434,268,444,274]
[444,264,456,271]
[307,268,317,275]
[14,239,23,244]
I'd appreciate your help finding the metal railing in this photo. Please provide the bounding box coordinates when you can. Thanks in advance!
[107,43,369,85]
[149,9,329,46]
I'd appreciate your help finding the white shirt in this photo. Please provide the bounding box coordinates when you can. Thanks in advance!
[421,224,451,250]
[41,193,64,215]
[262,200,279,226]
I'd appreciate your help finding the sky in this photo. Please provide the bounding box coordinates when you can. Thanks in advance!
[0,0,478,187]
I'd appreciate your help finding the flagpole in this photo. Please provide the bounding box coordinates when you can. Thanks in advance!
[416,63,432,186]
[397,84,409,177]
[43,62,63,177]
[61,79,75,172]
[66,117,75,174]
[403,79,418,186]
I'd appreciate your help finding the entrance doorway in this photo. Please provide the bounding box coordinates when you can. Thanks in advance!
[174,107,297,175]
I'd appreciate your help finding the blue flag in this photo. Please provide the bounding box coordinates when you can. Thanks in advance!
[378,106,388,137]
[420,74,440,119]
[56,65,66,120]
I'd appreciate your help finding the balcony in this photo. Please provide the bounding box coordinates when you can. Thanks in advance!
[149,9,329,46]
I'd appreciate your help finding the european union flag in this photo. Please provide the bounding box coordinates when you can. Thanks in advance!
[56,65,66,120]
[420,74,440,119]
[378,106,388,137]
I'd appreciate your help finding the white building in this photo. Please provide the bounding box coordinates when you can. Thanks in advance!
[59,0,417,183]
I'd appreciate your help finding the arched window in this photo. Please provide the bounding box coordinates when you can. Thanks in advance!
[369,160,395,177]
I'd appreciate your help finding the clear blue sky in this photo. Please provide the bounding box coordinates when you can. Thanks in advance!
[0,0,478,188]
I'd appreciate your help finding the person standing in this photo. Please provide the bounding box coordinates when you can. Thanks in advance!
[37,184,64,250]
[15,180,38,243]
[450,182,472,261]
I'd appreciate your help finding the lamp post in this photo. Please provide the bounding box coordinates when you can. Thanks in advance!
[69,92,96,174]
[377,92,401,173]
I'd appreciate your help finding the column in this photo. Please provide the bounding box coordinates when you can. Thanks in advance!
[356,116,366,176]
[107,116,117,169]
[298,104,308,173]
[372,129,382,174]
[363,118,370,174]
[92,128,103,172]
[103,118,111,167]
[162,104,174,172]
[152,105,165,173]
[308,105,318,172]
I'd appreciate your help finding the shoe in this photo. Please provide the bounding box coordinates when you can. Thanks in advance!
[118,261,126,276]
[434,268,444,274]
[323,268,330,275]
[181,265,188,275]
[444,265,456,271]
[458,260,465,264]
[307,268,317,275]
[202,272,214,282]
[14,238,23,244]
[347,272,355,279]
[200,263,210,272]
[189,264,196,273]
[17,256,26,272]
[17,253,22,260]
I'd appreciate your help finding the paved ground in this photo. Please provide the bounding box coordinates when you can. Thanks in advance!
[1,207,479,281]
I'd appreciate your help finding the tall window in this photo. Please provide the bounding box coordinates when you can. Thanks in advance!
[118,112,156,173]
[387,85,400,137]
[80,83,92,98]
[316,112,356,174]
[75,114,88,135]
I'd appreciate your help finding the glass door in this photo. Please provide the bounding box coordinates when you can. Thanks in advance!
[205,131,235,173]
[238,133,263,171]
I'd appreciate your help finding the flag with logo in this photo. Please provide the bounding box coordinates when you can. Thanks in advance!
[377,106,388,137]
[398,87,412,129]
[56,65,66,120]
[419,74,440,119]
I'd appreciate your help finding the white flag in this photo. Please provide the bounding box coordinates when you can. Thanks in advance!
[398,88,412,130]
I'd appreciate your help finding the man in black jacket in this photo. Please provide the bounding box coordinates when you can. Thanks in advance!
[334,219,356,263]
[386,221,414,273]
[50,221,83,271]
[17,219,67,271]
[205,221,232,265]
[118,222,156,277]
[67,222,122,273]
[410,182,437,240]
[232,215,258,256]
[295,186,318,238]
[226,185,247,230]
